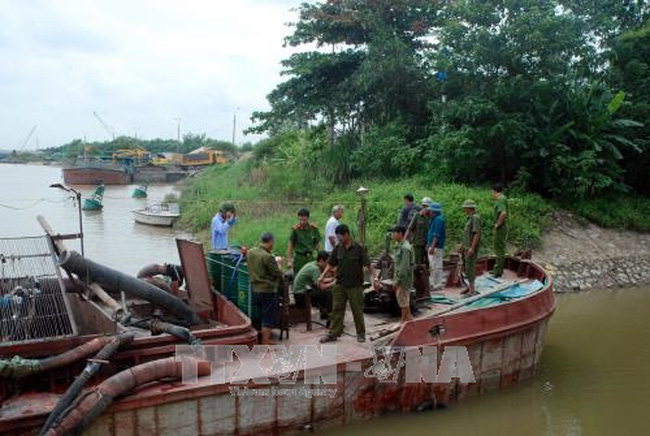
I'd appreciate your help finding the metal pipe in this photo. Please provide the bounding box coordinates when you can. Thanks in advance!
[39,333,134,435]
[44,357,211,436]
[59,250,201,326]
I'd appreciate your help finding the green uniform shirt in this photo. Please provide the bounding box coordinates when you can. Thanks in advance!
[463,214,482,255]
[408,213,432,247]
[290,224,321,255]
[292,261,321,294]
[494,195,509,228]
[328,241,370,288]
[246,246,283,293]
[394,239,414,289]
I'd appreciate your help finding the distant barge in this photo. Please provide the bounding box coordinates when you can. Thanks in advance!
[62,163,189,185]
[0,229,555,435]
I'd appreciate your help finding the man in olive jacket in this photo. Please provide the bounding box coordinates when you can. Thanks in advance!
[247,232,283,344]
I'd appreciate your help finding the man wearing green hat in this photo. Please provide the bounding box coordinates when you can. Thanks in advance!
[458,199,481,295]
[287,208,322,276]
[405,197,433,266]
[491,183,509,277]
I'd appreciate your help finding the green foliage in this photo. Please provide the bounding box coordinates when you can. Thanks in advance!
[567,196,650,232]
[181,161,552,255]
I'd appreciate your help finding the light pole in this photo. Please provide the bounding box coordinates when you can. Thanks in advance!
[356,186,369,247]
[50,183,84,256]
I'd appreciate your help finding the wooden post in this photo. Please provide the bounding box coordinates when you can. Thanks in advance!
[356,186,369,247]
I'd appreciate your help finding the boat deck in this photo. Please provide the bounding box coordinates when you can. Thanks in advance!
[283,269,525,347]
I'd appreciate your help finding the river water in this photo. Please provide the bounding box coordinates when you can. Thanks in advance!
[325,287,650,436]
[0,163,190,274]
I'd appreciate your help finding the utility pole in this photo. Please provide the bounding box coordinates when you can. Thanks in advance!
[232,107,240,147]
[173,117,182,143]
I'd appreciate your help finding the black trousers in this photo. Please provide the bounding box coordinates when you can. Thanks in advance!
[294,289,333,318]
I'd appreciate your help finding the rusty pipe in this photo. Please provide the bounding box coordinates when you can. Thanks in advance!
[59,250,201,325]
[0,336,119,379]
[45,357,211,436]
[40,333,135,435]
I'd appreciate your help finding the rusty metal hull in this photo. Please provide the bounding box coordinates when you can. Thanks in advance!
[62,167,132,185]
[0,258,555,435]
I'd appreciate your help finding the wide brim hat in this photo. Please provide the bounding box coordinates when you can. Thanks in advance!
[461,199,478,209]
[428,202,442,213]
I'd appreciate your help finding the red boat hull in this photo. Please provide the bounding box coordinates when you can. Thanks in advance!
[62,167,132,185]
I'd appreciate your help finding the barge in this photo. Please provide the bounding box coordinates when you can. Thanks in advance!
[0,226,555,435]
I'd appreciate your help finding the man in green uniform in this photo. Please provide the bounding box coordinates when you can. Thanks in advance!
[318,224,377,343]
[405,197,433,266]
[247,232,283,345]
[491,183,509,277]
[287,208,321,277]
[458,200,481,296]
[292,251,335,323]
[392,226,415,323]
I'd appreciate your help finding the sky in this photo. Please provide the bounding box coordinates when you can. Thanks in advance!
[0,0,300,150]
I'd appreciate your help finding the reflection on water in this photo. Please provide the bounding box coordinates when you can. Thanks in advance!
[321,288,650,436]
[0,163,193,274]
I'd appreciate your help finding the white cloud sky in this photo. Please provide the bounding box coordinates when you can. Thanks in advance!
[0,0,299,150]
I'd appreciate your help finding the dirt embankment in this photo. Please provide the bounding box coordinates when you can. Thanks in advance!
[533,212,650,292]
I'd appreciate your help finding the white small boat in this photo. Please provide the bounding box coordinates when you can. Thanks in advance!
[132,202,180,227]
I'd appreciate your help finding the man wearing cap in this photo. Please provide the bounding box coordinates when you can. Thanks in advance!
[458,200,481,295]
[318,224,377,343]
[325,205,344,253]
[288,208,322,276]
[427,202,446,290]
[211,203,237,250]
[247,232,283,345]
[491,183,509,277]
[392,226,415,323]
[405,197,433,264]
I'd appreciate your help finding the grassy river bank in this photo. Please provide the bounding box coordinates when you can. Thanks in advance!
[180,161,553,256]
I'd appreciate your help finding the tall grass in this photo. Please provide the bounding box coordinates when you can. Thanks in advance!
[180,161,553,256]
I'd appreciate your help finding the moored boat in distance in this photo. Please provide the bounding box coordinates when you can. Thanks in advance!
[63,161,133,185]
[132,202,180,226]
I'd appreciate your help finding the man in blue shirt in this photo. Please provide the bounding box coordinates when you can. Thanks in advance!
[211,203,237,250]
[427,203,446,290]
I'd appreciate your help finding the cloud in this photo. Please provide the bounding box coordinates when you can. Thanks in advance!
[0,0,299,149]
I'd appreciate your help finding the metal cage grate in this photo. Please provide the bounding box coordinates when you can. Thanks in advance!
[0,236,77,344]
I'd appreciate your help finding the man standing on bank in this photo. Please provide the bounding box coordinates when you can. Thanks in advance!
[392,226,415,323]
[325,205,344,253]
[491,183,509,278]
[247,232,284,345]
[211,203,237,250]
[287,208,321,277]
[458,200,481,296]
[319,224,377,343]
[397,194,421,229]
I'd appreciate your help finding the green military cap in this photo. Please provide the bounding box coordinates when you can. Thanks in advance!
[461,199,478,209]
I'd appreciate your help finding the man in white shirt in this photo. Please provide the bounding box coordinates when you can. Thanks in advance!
[324,205,344,252]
